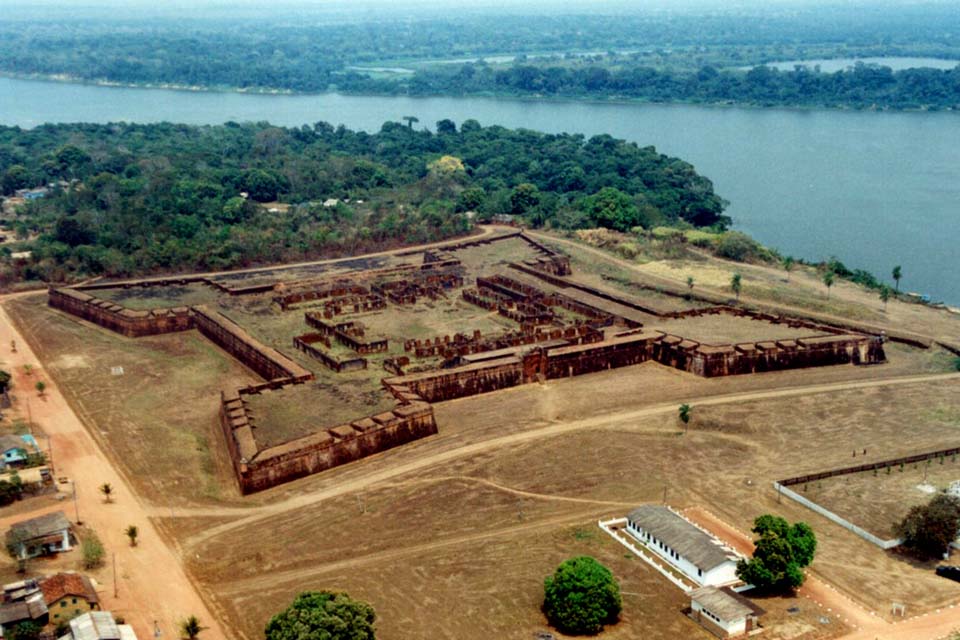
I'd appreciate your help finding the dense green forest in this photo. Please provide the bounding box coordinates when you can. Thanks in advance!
[404,61,960,109]
[1,6,959,109]
[0,120,726,284]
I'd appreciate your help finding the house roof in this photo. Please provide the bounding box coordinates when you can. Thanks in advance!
[40,573,99,606]
[690,586,766,621]
[67,611,123,640]
[6,511,71,543]
[0,434,29,453]
[627,505,738,572]
[0,596,49,624]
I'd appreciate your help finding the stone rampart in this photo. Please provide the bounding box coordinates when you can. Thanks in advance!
[221,399,437,494]
[49,287,194,337]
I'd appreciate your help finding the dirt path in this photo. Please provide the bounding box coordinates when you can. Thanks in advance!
[0,304,227,640]
[215,507,614,597]
[180,371,960,550]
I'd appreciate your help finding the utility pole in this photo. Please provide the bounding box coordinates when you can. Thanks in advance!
[113,552,118,598]
[25,397,32,435]
[73,481,82,525]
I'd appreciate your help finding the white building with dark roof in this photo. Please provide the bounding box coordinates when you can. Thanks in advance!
[626,505,741,587]
[689,586,765,638]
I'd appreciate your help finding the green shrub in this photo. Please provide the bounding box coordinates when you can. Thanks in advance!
[543,556,621,635]
[714,231,762,262]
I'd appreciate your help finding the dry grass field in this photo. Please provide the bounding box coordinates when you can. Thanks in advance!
[654,313,821,344]
[8,231,960,640]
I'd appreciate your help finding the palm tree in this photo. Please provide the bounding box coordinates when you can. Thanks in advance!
[99,483,114,503]
[892,265,902,292]
[823,270,835,298]
[180,616,205,640]
[782,256,795,282]
[125,525,138,547]
[730,273,742,301]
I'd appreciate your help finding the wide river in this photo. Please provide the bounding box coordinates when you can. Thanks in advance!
[2,77,958,303]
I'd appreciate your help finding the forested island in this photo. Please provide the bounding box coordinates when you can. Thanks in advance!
[0,120,727,284]
[1,5,959,110]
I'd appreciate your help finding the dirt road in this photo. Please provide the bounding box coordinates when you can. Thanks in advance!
[0,303,227,640]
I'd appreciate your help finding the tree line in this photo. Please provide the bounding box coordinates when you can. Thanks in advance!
[1,7,959,110]
[402,61,960,110]
[0,119,727,284]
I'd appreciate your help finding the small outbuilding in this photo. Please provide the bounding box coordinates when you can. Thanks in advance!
[59,611,139,640]
[5,511,74,559]
[0,434,39,470]
[688,586,765,638]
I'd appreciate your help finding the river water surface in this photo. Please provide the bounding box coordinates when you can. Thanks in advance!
[1,77,958,303]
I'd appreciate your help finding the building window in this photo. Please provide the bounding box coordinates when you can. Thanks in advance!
[72,598,77,604]
[61,601,67,607]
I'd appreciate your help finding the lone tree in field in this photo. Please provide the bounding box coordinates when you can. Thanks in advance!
[686,276,695,294]
[678,403,692,430]
[892,265,903,292]
[782,256,795,282]
[896,493,960,559]
[543,556,621,635]
[265,591,376,640]
[879,284,892,310]
[730,272,742,301]
[180,615,205,640]
[125,525,138,547]
[34,381,45,396]
[822,270,835,298]
[99,483,113,503]
[736,514,817,591]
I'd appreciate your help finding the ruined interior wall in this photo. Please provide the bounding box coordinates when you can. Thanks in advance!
[192,305,313,383]
[386,359,526,402]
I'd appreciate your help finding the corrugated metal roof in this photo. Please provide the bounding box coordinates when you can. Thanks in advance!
[627,505,737,572]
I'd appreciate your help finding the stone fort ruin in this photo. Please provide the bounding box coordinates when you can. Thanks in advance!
[48,230,886,493]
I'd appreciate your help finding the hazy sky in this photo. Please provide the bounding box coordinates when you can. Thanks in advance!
[2,0,955,22]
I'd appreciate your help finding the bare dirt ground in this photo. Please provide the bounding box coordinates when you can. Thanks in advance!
[8,227,960,640]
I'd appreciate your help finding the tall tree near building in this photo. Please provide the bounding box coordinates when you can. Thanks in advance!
[892,265,903,292]
[736,514,817,590]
